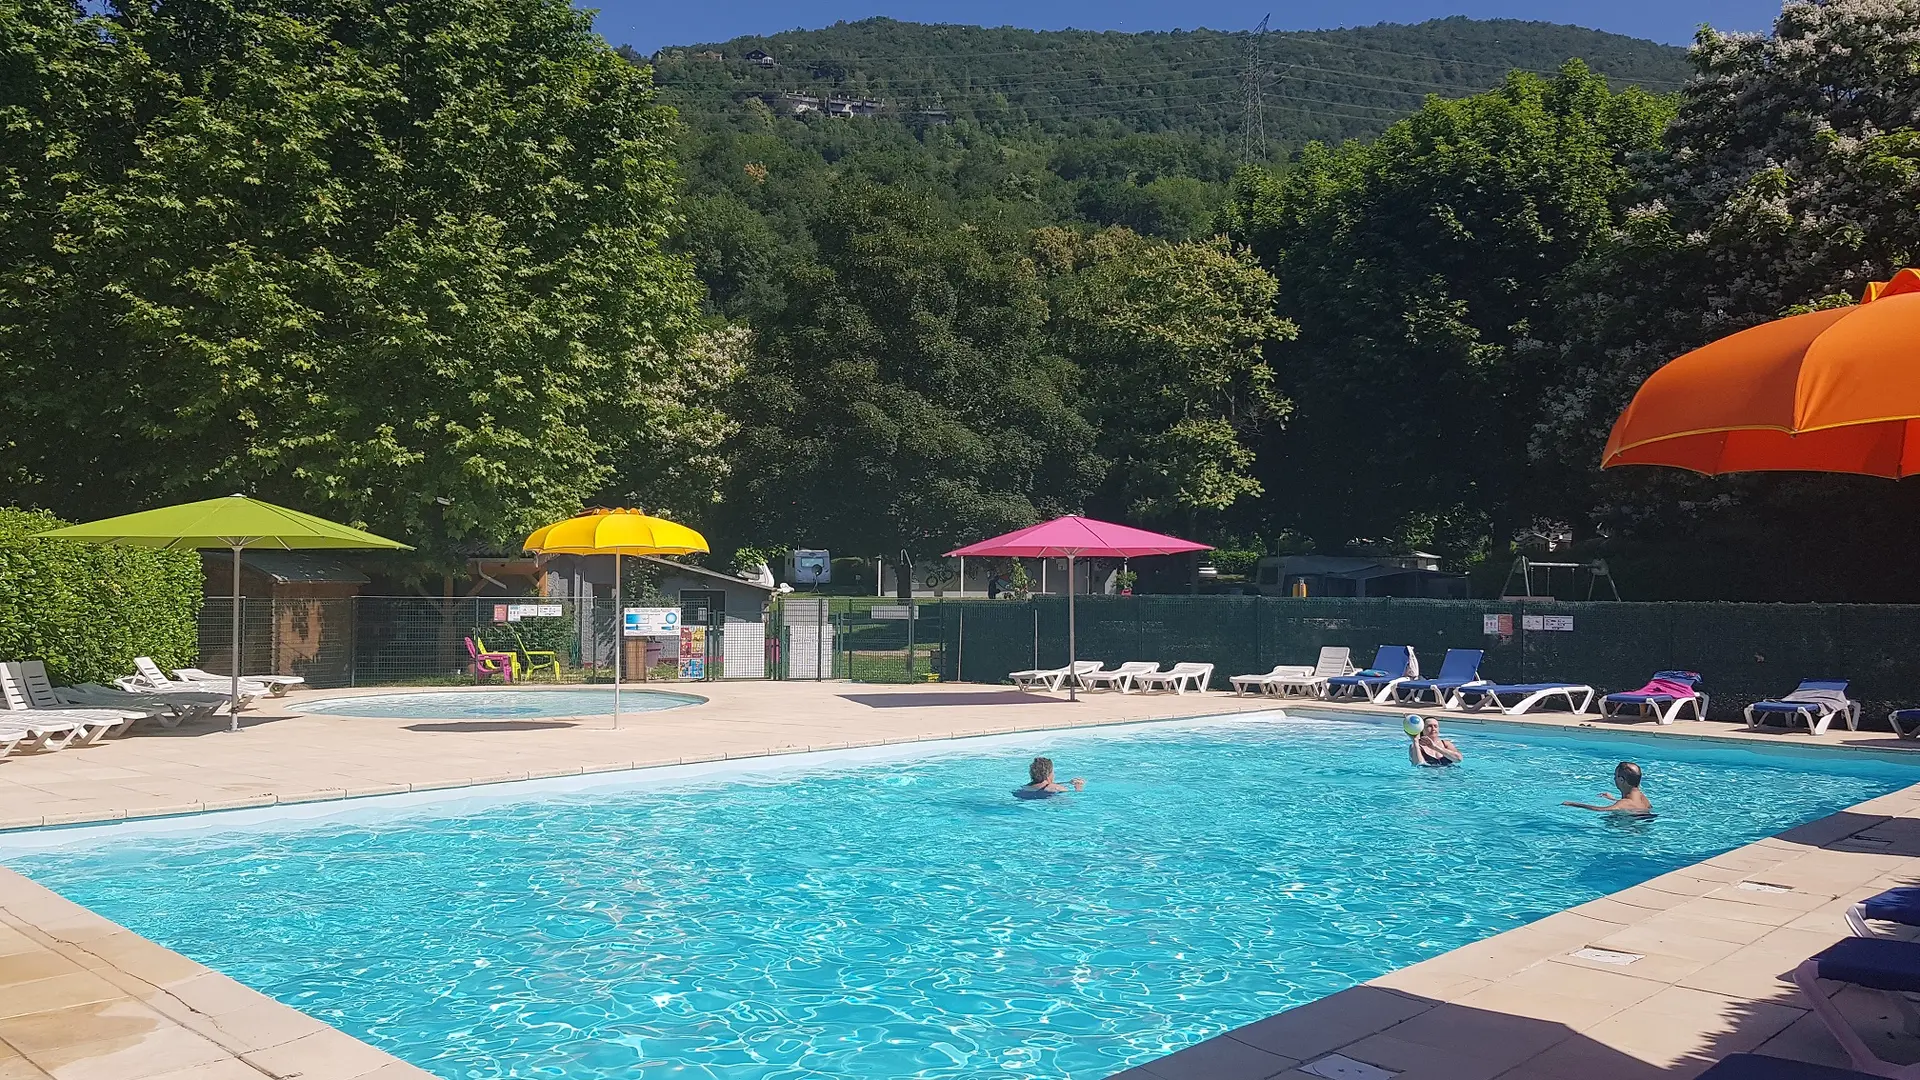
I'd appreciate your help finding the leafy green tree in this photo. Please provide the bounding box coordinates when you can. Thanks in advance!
[1229,63,1672,557]
[1040,227,1292,524]
[714,184,1102,564]
[1524,0,1920,599]
[0,0,719,568]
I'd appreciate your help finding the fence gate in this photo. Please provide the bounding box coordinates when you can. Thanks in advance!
[780,598,835,679]
[839,601,939,683]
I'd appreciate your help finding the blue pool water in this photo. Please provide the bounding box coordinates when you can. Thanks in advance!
[7,712,1916,1080]
[292,688,704,719]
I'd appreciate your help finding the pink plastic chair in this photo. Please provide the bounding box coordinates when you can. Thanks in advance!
[465,637,514,684]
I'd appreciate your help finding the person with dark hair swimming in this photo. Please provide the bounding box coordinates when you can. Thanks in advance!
[1015,757,1084,799]
[1407,717,1463,767]
[1563,762,1653,815]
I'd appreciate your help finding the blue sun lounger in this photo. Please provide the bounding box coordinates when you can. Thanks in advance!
[1891,709,1920,739]
[1324,645,1415,704]
[1844,885,1920,938]
[1697,1054,1879,1080]
[1745,679,1861,735]
[1793,936,1920,1076]
[1390,649,1485,707]
[1452,682,1595,715]
[1600,670,1707,724]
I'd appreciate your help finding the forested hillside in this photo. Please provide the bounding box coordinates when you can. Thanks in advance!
[650,17,1690,146]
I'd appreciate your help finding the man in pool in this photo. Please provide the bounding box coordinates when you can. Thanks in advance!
[1563,762,1653,815]
[1408,718,1463,767]
[1016,757,1085,798]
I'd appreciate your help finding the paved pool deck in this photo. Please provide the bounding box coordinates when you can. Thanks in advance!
[0,680,1912,1079]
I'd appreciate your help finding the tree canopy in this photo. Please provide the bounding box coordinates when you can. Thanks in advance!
[0,0,724,568]
[10,2,1920,600]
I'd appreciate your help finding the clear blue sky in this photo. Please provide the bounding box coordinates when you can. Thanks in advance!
[599,0,1783,54]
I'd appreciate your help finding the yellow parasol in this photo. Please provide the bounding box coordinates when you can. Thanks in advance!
[522,509,708,726]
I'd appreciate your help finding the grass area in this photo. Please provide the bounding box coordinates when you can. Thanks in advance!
[839,646,943,683]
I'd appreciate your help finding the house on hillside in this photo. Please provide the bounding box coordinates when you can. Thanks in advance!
[773,93,882,118]
[744,49,776,68]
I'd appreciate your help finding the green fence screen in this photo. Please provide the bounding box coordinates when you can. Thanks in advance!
[934,596,1920,723]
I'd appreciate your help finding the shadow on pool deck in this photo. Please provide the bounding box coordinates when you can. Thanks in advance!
[1114,937,1920,1080]
[840,691,1070,708]
[401,720,582,733]
[1104,977,1894,1080]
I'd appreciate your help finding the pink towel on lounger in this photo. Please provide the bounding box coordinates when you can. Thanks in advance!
[1630,676,1696,699]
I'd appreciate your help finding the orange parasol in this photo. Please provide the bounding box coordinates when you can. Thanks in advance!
[1602,269,1920,476]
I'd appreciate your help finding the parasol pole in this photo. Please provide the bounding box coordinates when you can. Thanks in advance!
[230,543,243,733]
[612,551,622,729]
[1066,550,1079,702]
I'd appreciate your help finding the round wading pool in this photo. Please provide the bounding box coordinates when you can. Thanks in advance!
[291,688,704,720]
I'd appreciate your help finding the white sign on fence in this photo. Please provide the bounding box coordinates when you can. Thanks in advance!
[1522,614,1545,631]
[624,607,680,637]
[1542,615,1575,632]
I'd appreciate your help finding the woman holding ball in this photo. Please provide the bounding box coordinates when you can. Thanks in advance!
[1407,716,1463,767]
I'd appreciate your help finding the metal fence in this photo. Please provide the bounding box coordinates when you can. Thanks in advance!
[933,595,1920,723]
[195,596,771,689]
[195,593,1920,718]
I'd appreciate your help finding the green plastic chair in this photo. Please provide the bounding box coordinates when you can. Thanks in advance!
[511,629,562,681]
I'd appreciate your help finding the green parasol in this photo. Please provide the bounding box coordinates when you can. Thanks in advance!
[38,495,411,731]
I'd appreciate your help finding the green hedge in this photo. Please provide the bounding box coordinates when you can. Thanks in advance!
[0,508,203,684]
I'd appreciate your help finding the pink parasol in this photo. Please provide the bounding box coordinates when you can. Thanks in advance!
[946,515,1213,560]
[947,516,1211,698]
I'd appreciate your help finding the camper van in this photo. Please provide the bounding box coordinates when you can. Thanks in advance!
[1252,554,1468,599]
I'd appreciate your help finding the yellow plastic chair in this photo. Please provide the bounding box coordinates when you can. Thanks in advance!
[511,629,562,681]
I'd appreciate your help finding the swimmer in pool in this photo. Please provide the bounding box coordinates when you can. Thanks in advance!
[1019,757,1084,796]
[1563,761,1653,815]
[1408,718,1463,767]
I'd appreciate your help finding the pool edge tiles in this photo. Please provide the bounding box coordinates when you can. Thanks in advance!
[0,862,441,1079]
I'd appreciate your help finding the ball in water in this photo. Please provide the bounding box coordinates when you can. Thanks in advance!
[1403,715,1424,737]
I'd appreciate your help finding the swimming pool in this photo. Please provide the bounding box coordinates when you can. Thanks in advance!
[6,711,1915,1079]
[291,688,704,719]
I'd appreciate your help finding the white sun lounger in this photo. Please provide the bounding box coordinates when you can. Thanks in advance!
[0,717,84,755]
[1081,662,1160,693]
[172,666,304,696]
[1451,682,1595,715]
[1009,661,1101,692]
[63,682,215,726]
[23,662,177,730]
[132,657,269,701]
[1134,662,1215,694]
[1,663,147,740]
[1264,648,1353,699]
[1231,665,1311,696]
